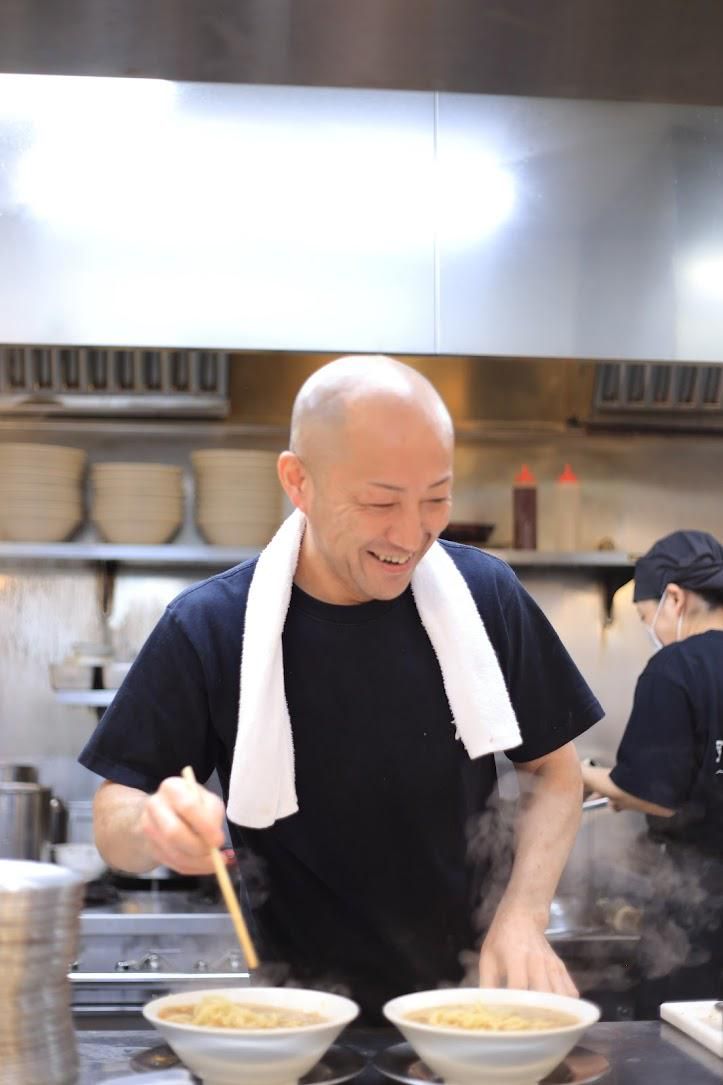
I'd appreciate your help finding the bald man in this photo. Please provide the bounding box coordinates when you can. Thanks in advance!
[82,356,602,1017]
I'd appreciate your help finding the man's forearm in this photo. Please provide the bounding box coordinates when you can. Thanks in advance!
[477,743,582,994]
[93,781,159,874]
[501,743,583,924]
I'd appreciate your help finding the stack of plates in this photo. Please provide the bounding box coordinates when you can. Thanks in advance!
[192,450,282,547]
[0,443,86,543]
[0,860,84,1085]
[91,462,184,544]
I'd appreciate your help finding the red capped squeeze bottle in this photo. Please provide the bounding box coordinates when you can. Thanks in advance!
[554,463,581,551]
[513,464,537,549]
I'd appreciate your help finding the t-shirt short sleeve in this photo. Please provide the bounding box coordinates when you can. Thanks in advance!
[610,665,697,811]
[497,574,603,762]
[443,543,604,763]
[78,607,218,794]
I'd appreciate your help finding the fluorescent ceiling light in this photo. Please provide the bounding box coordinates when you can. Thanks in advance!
[435,140,516,247]
[684,253,723,300]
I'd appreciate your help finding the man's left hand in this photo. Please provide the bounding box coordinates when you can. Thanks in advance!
[478,907,578,997]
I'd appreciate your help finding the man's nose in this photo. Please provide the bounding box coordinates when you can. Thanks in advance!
[388,505,424,552]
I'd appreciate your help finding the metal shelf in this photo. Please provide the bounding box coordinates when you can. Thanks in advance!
[53,690,116,707]
[486,549,635,567]
[0,417,288,440]
[0,542,260,566]
[0,541,636,568]
[484,549,635,621]
[0,542,635,621]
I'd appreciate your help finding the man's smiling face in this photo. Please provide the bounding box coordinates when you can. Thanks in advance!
[297,397,454,605]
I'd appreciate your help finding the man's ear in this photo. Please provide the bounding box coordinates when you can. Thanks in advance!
[278,451,311,513]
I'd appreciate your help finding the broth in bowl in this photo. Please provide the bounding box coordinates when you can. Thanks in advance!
[159,994,327,1030]
[405,1002,579,1032]
[384,988,600,1085]
[144,986,359,1085]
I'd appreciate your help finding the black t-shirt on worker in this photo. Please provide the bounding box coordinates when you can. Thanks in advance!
[609,632,723,1014]
[610,630,723,856]
[79,541,602,1014]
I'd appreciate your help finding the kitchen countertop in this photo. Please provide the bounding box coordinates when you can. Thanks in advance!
[74,1020,722,1084]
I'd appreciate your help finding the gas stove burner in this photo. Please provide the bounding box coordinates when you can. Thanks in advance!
[82,879,120,907]
[108,871,210,892]
[131,1043,181,1071]
[190,879,224,907]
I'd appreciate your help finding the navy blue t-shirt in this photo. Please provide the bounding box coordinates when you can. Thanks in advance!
[610,630,723,855]
[80,542,602,1012]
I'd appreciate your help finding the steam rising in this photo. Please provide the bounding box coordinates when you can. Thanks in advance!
[460,785,722,998]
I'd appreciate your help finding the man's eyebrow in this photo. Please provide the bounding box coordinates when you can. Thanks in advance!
[366,475,452,492]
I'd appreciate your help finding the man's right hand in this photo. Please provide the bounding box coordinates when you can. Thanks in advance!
[139,776,227,875]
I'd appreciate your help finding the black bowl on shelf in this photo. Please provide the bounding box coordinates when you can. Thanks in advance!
[439,522,495,544]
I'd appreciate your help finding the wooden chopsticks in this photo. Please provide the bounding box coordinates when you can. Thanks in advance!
[181,765,259,970]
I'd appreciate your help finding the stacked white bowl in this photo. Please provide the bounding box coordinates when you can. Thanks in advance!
[192,450,282,547]
[0,443,86,542]
[0,859,84,1085]
[91,462,184,544]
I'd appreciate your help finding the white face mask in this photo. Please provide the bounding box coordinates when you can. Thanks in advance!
[644,592,666,651]
[644,588,686,650]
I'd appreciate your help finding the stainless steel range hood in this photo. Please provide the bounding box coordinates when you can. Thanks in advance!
[0,346,230,417]
[588,361,723,432]
[2,1,723,106]
[1,75,723,362]
[198,354,723,437]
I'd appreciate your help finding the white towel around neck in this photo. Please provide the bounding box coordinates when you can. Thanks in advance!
[227,509,522,828]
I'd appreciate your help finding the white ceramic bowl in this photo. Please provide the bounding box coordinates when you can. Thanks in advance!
[2,511,82,542]
[143,986,359,1085]
[91,462,182,474]
[49,662,94,690]
[0,443,86,470]
[195,507,280,524]
[92,515,182,544]
[93,497,183,515]
[54,843,107,882]
[1,498,82,513]
[0,481,82,498]
[383,987,600,1085]
[196,521,277,547]
[191,450,278,467]
[93,482,181,495]
[101,660,134,689]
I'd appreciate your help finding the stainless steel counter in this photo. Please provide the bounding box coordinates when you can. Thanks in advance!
[74,1021,723,1084]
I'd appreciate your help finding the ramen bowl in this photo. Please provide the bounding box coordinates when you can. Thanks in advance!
[383,987,600,1085]
[143,986,359,1085]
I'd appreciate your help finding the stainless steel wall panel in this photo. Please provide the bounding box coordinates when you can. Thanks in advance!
[0,79,436,352]
[436,94,723,362]
[2,76,723,360]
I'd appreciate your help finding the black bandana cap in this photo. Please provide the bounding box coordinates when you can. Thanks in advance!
[633,529,723,602]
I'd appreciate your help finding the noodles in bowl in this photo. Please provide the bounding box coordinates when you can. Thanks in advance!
[159,994,326,1030]
[384,988,600,1085]
[144,987,359,1085]
[405,1002,579,1032]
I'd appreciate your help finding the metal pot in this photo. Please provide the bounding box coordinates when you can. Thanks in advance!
[0,782,52,860]
[0,762,39,783]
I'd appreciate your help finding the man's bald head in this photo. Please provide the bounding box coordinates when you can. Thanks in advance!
[280,355,454,604]
[290,355,453,468]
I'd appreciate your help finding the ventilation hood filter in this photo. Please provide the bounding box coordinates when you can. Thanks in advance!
[0,346,229,417]
[589,362,723,432]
